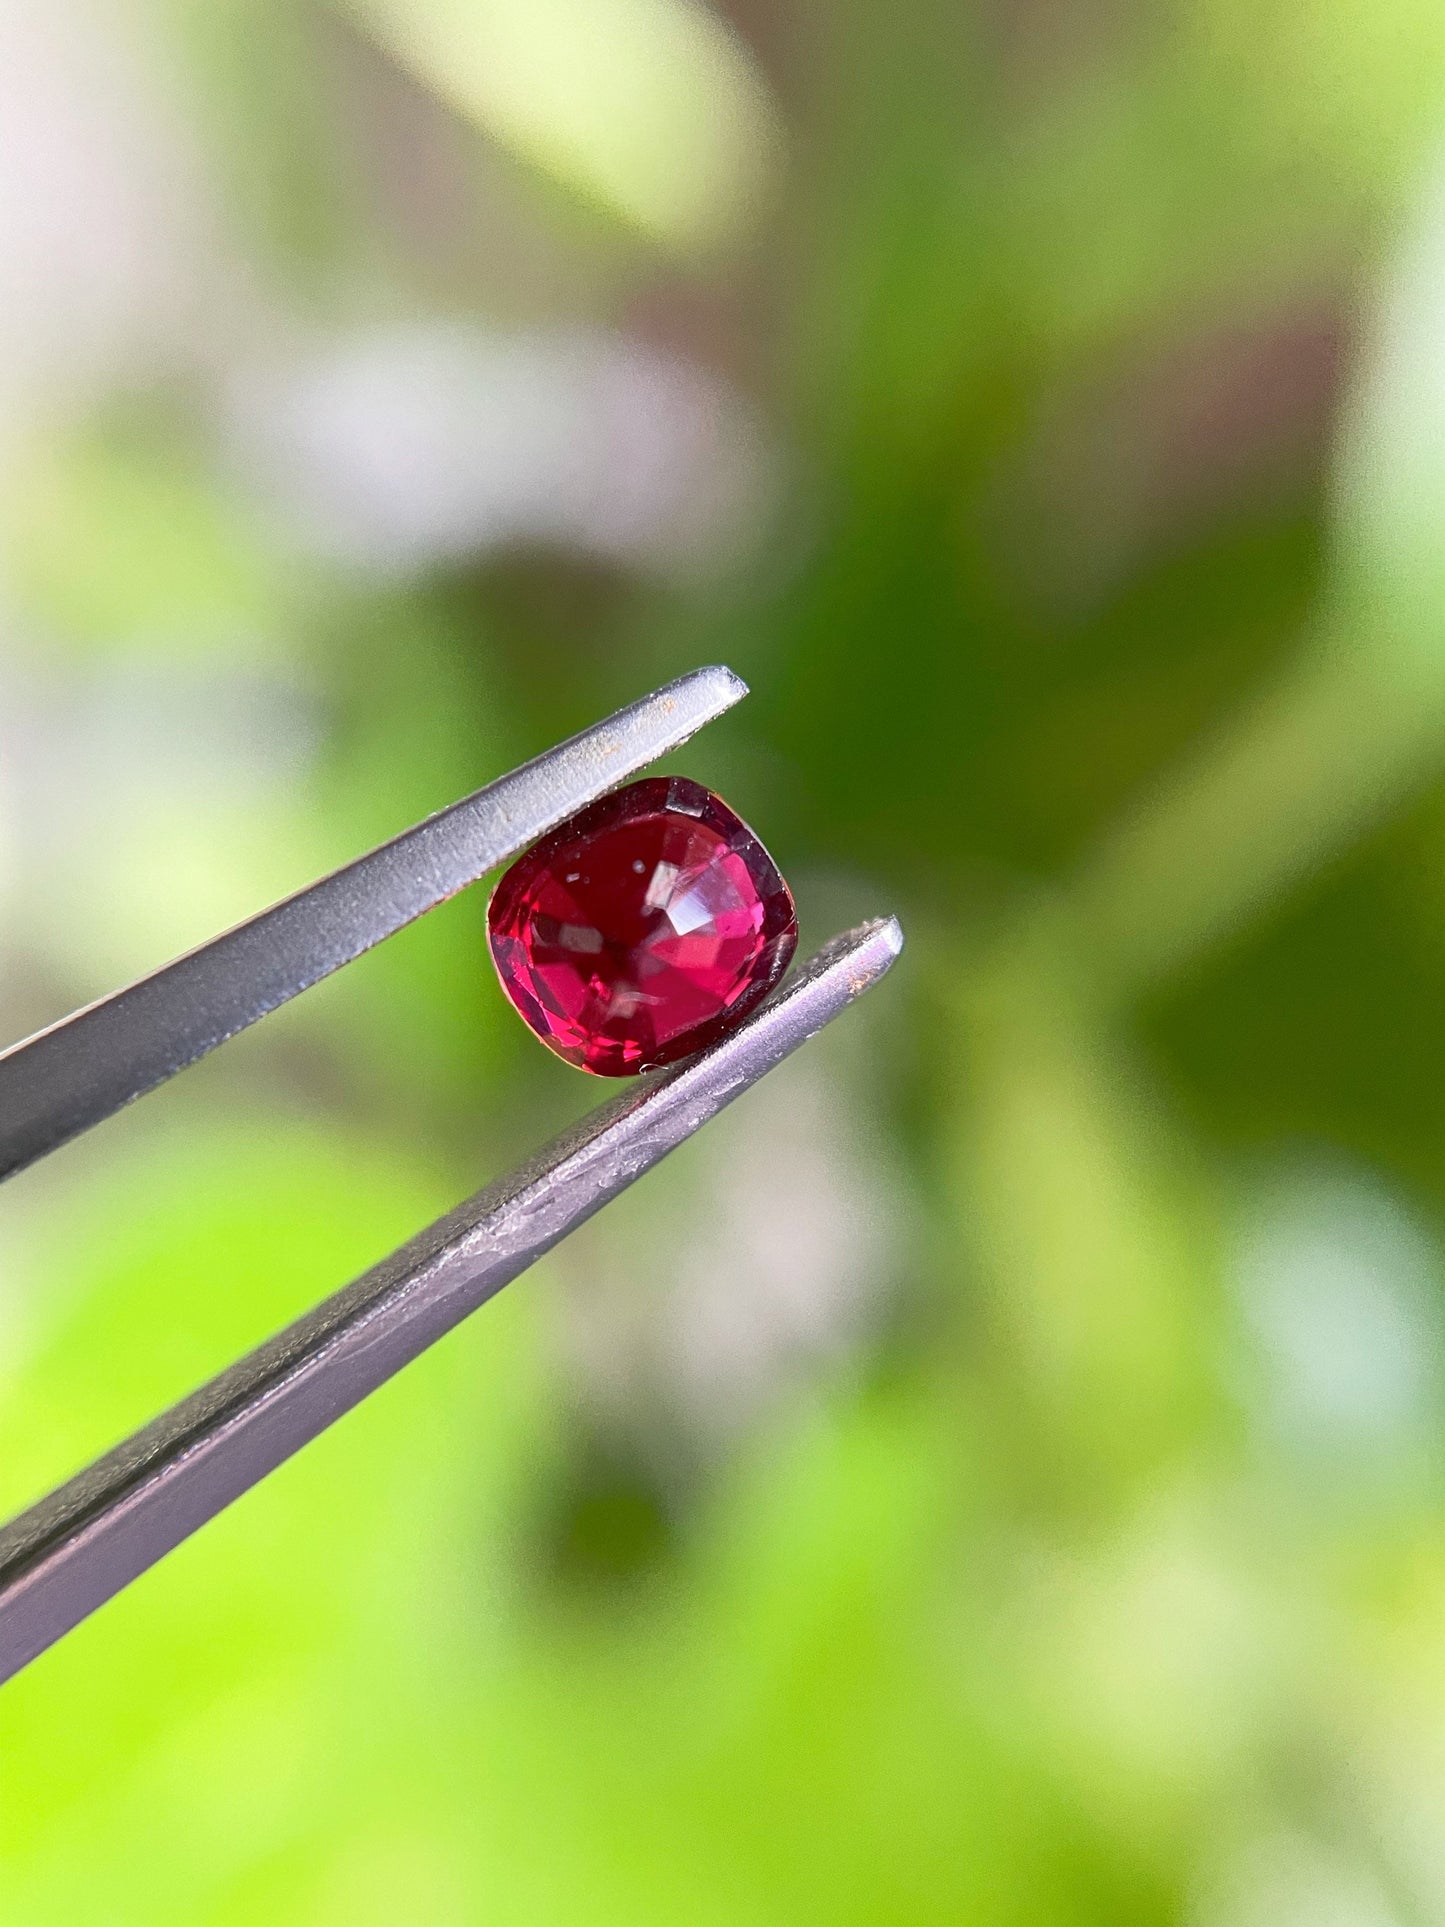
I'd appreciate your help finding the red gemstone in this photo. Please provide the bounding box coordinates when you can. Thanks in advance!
[487,776,798,1076]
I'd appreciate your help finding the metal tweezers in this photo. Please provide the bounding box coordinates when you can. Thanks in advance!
[0,666,902,1685]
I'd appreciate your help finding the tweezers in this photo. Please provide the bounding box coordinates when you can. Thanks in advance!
[0,665,902,1685]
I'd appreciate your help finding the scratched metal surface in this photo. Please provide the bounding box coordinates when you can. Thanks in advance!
[0,665,747,1182]
[0,916,902,1684]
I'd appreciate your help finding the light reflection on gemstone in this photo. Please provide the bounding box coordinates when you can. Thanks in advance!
[662,884,717,937]
[642,860,680,913]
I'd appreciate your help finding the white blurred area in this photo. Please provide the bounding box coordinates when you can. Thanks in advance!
[0,0,780,573]
[1232,1160,1445,1461]
[223,321,777,579]
[1196,1833,1405,1927]
[554,1042,907,1464]
[0,0,240,451]
[0,656,322,1005]
[0,0,290,1018]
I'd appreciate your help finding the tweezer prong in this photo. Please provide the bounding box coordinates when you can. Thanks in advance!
[0,665,747,1183]
[0,916,903,1684]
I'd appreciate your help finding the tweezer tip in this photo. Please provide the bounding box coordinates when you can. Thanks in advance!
[843,915,905,971]
[691,663,749,705]
[795,916,904,1001]
[875,914,905,959]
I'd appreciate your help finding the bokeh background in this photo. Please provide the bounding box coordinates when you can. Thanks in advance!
[6,0,1445,1919]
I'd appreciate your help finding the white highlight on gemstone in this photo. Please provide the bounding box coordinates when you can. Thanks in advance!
[603,983,662,1017]
[663,889,719,937]
[641,859,678,912]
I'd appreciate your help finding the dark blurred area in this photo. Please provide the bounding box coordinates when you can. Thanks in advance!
[5,0,1445,1920]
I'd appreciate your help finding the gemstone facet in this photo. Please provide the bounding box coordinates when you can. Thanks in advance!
[487,777,798,1076]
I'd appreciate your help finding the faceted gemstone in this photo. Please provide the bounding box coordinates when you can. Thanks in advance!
[487,776,798,1076]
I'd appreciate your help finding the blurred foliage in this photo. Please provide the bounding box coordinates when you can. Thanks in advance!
[6,0,1445,1921]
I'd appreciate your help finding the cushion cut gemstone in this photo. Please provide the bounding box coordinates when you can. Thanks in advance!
[487,776,798,1075]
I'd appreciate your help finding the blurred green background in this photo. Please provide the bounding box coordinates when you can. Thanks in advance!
[6,0,1445,1919]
